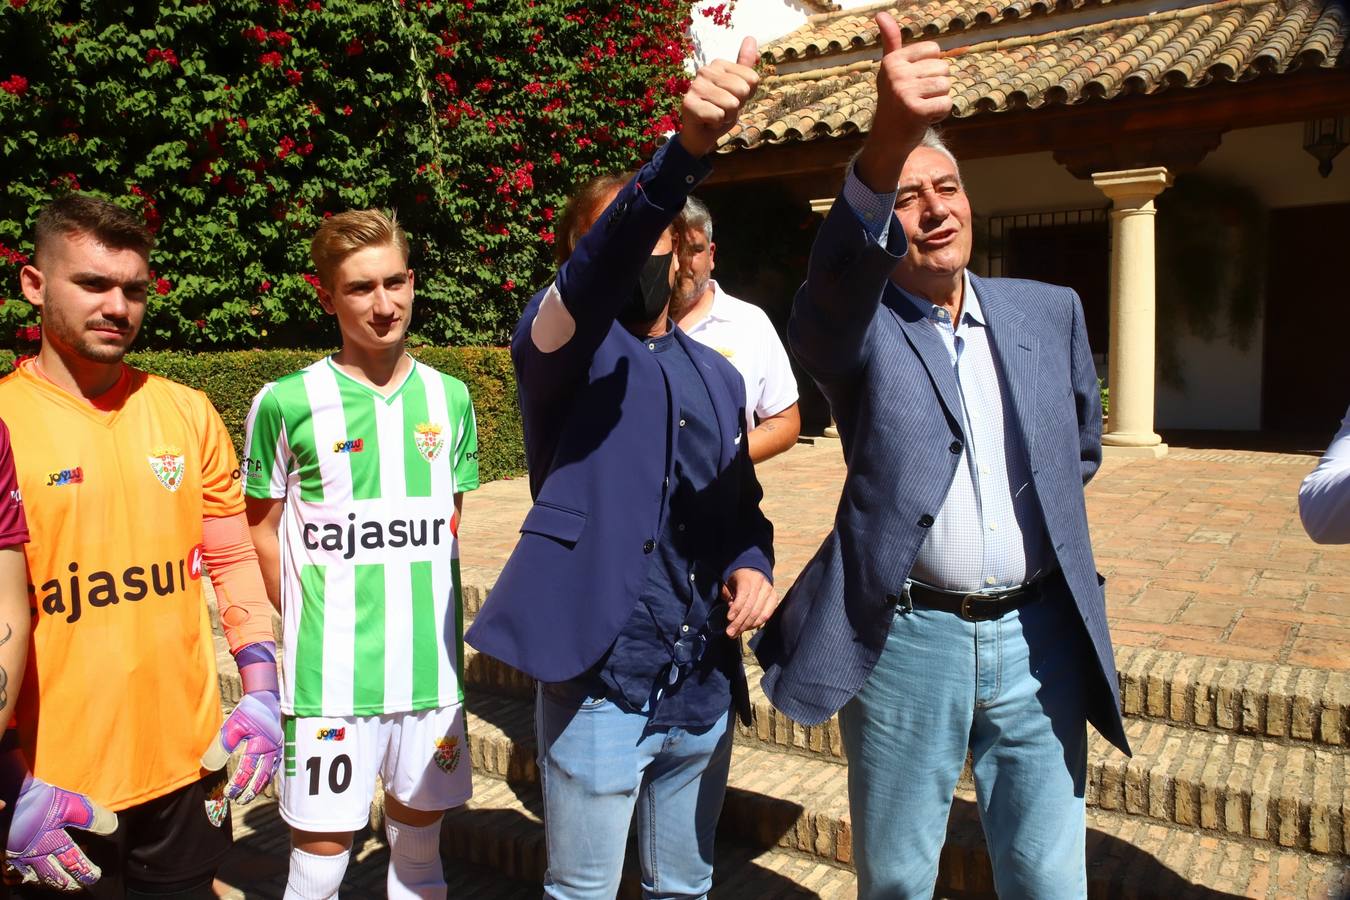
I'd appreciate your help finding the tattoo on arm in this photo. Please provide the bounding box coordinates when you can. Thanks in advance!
[0,623,11,712]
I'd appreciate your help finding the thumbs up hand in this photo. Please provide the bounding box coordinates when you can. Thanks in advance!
[678,36,761,159]
[855,12,952,192]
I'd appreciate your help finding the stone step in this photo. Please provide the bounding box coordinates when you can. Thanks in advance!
[440,767,1349,900]
[463,691,1350,857]
[215,642,1350,855]
[453,636,1350,793]
[459,579,1350,748]
[214,585,1350,750]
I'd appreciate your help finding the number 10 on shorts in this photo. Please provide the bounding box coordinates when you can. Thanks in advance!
[305,753,352,795]
[278,707,474,833]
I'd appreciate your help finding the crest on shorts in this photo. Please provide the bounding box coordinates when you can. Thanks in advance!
[432,735,461,773]
[414,422,445,463]
[148,445,185,492]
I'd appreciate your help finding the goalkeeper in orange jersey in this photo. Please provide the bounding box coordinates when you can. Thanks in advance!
[0,195,281,898]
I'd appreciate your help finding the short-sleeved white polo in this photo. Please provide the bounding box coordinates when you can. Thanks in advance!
[681,280,798,431]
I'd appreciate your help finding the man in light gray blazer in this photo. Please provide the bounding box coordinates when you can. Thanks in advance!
[754,12,1130,899]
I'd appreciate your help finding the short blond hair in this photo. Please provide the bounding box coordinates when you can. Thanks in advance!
[310,209,409,287]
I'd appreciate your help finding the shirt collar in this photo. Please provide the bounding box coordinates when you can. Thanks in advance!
[898,270,983,327]
[704,280,734,323]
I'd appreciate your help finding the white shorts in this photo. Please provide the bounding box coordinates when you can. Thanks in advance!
[279,704,472,832]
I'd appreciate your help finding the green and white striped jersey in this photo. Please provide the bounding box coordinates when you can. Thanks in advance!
[243,356,479,717]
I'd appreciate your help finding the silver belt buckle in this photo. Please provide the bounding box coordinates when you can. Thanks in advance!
[960,593,980,620]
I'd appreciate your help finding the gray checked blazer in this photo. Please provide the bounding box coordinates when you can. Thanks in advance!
[753,192,1130,755]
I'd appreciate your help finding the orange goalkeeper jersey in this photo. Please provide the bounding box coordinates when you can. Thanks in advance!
[0,360,244,811]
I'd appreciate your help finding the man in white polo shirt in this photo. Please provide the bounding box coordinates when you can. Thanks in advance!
[672,196,800,463]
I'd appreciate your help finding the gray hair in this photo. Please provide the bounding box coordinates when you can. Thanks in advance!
[849,128,963,186]
[919,128,962,184]
[681,195,714,242]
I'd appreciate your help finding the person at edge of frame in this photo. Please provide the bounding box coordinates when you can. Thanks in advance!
[0,194,281,899]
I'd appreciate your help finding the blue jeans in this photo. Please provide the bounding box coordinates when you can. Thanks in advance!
[534,680,733,900]
[839,582,1091,899]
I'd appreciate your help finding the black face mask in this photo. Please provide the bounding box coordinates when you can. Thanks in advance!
[617,252,673,326]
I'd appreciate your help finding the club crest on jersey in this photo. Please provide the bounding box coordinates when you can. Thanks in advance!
[413,422,445,462]
[333,438,365,454]
[148,446,185,492]
[433,735,461,773]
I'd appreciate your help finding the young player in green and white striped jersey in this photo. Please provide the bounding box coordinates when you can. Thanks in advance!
[244,210,477,900]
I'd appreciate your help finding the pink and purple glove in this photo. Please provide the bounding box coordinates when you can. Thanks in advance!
[4,769,117,892]
[200,641,282,805]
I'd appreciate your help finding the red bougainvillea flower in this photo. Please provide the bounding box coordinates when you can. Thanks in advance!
[0,242,29,266]
[346,38,364,56]
[302,273,322,290]
[18,325,41,342]
[146,48,180,67]
[259,51,284,68]
[1,74,29,96]
[502,280,515,291]
[155,278,172,295]
[285,68,303,85]
[194,319,206,329]
[260,280,272,292]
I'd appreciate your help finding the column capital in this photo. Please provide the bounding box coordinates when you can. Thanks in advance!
[1091,167,1174,207]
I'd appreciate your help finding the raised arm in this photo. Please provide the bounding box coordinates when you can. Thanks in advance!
[514,39,762,397]
[789,13,950,384]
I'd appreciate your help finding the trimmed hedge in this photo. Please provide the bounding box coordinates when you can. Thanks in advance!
[0,347,524,483]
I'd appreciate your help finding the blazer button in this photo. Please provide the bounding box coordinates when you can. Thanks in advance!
[643,539,656,553]
[918,514,935,528]
[949,440,963,454]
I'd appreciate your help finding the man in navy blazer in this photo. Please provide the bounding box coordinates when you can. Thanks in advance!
[467,39,778,900]
[754,13,1129,899]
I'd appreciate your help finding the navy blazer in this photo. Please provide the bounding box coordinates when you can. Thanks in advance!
[754,192,1129,755]
[466,142,775,684]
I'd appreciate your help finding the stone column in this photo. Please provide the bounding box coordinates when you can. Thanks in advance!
[1091,167,1173,459]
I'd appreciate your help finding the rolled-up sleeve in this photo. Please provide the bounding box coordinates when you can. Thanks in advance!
[1299,403,1350,544]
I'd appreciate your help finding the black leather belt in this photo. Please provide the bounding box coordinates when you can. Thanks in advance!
[902,572,1057,622]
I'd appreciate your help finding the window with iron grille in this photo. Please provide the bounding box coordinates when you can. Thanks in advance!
[984,208,1111,355]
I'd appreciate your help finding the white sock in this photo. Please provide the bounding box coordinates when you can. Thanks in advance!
[283,846,350,900]
[386,816,446,900]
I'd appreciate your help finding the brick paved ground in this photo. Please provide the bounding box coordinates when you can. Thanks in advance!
[460,437,1350,670]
